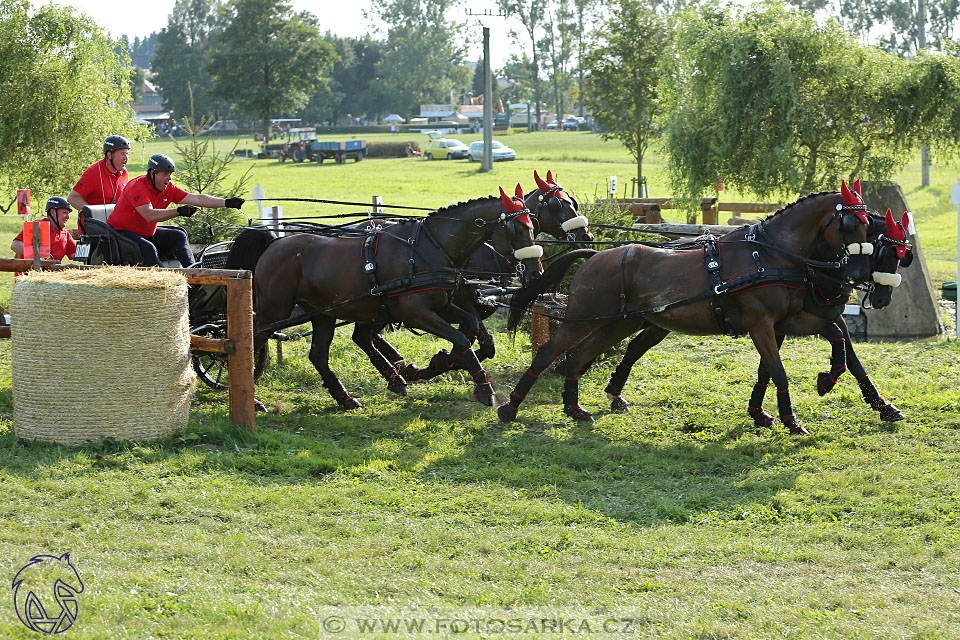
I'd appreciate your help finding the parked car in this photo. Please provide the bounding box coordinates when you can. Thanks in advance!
[545,120,559,130]
[207,120,238,132]
[468,140,517,162]
[562,118,579,131]
[424,138,469,160]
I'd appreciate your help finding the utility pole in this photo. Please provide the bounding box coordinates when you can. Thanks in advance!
[919,0,930,187]
[467,9,505,172]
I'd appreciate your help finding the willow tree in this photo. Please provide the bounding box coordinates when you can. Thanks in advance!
[659,2,960,200]
[0,0,147,212]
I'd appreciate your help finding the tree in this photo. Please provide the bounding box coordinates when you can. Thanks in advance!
[301,34,384,123]
[152,0,225,119]
[498,0,547,128]
[368,0,471,118]
[658,2,960,200]
[0,0,148,212]
[209,0,335,141]
[581,0,668,188]
[541,0,576,122]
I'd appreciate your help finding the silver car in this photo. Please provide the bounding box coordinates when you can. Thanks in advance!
[468,140,517,162]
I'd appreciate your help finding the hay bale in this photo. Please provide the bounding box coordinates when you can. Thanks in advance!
[11,266,196,445]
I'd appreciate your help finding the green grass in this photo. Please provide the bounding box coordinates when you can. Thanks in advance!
[0,132,959,638]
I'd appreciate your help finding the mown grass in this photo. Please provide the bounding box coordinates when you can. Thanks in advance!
[0,132,958,638]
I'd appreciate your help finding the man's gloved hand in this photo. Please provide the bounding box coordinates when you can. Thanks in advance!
[177,205,198,217]
[225,197,244,209]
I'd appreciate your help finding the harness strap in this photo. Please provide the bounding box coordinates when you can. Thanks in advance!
[702,235,735,336]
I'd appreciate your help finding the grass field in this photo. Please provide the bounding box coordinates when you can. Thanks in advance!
[0,132,959,639]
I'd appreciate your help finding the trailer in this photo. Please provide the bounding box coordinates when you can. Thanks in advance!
[307,139,367,164]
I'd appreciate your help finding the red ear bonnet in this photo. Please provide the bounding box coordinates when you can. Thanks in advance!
[534,170,550,193]
[841,179,868,223]
[885,208,909,259]
[512,183,533,228]
[853,179,862,197]
[546,170,554,182]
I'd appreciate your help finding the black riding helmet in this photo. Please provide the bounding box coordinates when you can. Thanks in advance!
[44,196,72,231]
[103,135,131,154]
[146,153,176,190]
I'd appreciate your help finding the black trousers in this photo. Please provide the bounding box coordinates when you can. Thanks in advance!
[116,227,193,268]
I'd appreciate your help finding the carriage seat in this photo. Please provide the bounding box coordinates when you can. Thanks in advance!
[77,207,186,268]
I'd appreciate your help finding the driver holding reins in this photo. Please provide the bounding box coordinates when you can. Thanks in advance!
[107,153,244,268]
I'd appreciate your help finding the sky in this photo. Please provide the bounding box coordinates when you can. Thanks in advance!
[58,0,519,68]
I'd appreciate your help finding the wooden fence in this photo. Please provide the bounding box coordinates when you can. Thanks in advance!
[0,259,257,431]
[604,198,781,225]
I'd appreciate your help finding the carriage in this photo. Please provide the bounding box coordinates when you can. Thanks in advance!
[74,204,269,389]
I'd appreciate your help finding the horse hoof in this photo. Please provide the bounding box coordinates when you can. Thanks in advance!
[880,403,905,422]
[609,396,631,413]
[387,376,408,396]
[564,405,594,422]
[477,342,496,361]
[497,403,518,422]
[789,424,812,436]
[748,407,775,429]
[340,397,362,410]
[816,371,837,396]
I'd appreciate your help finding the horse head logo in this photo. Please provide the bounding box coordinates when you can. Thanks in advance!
[12,553,84,634]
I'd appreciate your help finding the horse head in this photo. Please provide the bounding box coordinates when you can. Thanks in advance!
[866,209,913,309]
[527,169,593,247]
[494,184,544,285]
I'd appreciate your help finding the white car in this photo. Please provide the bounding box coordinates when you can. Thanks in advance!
[468,140,517,162]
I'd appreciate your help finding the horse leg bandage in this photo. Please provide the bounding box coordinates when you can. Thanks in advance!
[321,370,361,410]
[817,333,848,396]
[562,377,593,422]
[859,375,904,422]
[748,383,774,428]
[498,369,539,422]
[604,359,632,397]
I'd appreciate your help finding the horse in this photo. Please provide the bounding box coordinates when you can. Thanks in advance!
[601,204,913,428]
[227,185,543,408]
[389,169,594,382]
[497,182,872,435]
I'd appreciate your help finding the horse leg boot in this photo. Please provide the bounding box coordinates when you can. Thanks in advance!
[603,325,669,413]
[352,325,407,396]
[836,320,904,421]
[816,322,848,396]
[498,321,608,422]
[310,318,361,410]
[747,333,784,428]
[750,329,809,435]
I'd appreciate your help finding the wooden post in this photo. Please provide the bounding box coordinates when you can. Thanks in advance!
[226,275,256,430]
[32,221,41,271]
[702,197,719,225]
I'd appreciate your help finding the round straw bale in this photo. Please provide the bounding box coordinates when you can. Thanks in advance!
[11,266,196,444]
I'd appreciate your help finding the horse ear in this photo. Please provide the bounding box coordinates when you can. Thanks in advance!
[534,170,549,193]
[884,208,895,235]
[546,170,554,183]
[515,183,524,200]
[900,211,910,235]
[841,179,861,206]
[853,179,862,197]
[499,186,511,208]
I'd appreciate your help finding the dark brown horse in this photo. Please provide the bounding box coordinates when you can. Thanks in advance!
[229,186,543,409]
[602,206,913,429]
[389,169,594,382]
[498,184,872,435]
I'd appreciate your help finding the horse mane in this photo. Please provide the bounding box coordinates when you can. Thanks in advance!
[763,191,836,222]
[428,195,499,217]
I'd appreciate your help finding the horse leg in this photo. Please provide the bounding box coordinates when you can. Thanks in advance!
[749,328,810,435]
[352,324,407,396]
[497,320,609,422]
[473,320,496,362]
[747,334,784,429]
[403,310,495,406]
[835,320,904,421]
[603,325,670,413]
[403,305,481,383]
[816,322,848,396]
[558,318,651,420]
[310,317,361,410]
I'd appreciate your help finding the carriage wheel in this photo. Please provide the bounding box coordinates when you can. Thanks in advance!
[192,324,269,390]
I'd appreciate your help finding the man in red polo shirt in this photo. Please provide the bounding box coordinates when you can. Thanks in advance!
[107,153,244,267]
[11,197,77,263]
[68,135,131,221]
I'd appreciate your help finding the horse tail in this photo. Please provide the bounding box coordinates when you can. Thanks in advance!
[507,248,598,334]
[225,228,278,274]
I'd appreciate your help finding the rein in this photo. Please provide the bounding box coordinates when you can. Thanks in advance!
[253,196,435,211]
